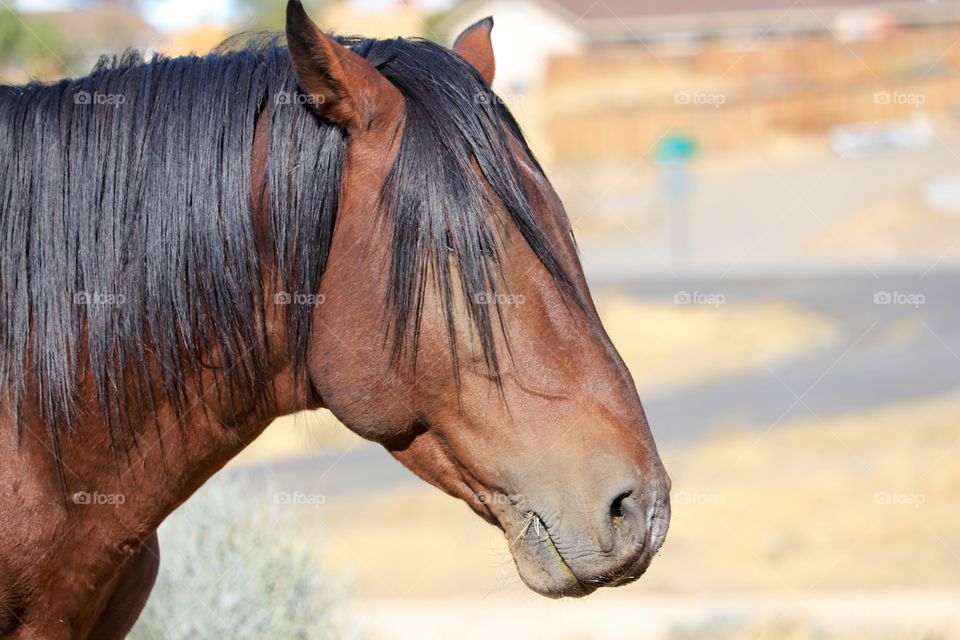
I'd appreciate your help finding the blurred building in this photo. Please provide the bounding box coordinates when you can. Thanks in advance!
[441,0,960,165]
[442,0,960,93]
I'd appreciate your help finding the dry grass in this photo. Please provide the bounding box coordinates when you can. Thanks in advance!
[596,295,837,394]
[314,392,960,598]
[646,392,960,591]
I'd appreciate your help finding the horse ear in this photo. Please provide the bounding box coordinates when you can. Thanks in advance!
[453,17,495,86]
[285,0,400,132]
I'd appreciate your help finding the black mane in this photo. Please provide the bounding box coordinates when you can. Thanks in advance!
[0,35,575,463]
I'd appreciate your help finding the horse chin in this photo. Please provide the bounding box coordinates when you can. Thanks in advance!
[512,550,597,599]
[510,532,659,599]
[499,511,596,599]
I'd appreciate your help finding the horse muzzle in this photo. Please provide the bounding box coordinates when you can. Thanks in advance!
[501,477,671,598]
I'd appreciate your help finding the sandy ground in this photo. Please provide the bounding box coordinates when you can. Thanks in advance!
[308,391,960,638]
[649,393,960,592]
[317,392,960,596]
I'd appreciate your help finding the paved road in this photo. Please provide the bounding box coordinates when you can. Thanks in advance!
[604,269,960,445]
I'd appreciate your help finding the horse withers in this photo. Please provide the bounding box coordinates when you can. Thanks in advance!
[0,2,669,636]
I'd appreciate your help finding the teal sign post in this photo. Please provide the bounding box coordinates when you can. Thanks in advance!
[656,134,698,276]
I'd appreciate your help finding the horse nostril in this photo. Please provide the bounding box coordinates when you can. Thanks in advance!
[609,490,633,522]
[602,488,651,555]
[575,482,669,587]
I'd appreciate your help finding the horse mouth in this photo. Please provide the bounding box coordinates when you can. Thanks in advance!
[510,511,594,597]
[507,503,668,598]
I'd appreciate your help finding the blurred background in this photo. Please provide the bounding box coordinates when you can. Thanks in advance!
[5,0,960,638]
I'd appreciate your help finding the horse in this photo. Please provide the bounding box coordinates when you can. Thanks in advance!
[0,2,670,637]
